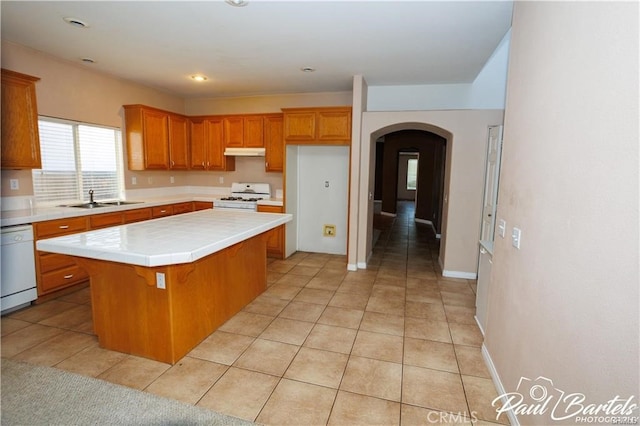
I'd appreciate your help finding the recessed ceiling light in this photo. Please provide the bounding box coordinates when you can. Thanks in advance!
[191,75,208,82]
[63,17,89,28]
[225,0,248,7]
[301,67,316,73]
[81,58,96,64]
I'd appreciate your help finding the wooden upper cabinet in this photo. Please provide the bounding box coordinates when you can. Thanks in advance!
[243,115,264,148]
[168,114,189,169]
[264,114,284,172]
[189,117,235,171]
[189,118,207,170]
[283,110,316,141]
[223,115,264,148]
[124,105,189,170]
[283,107,352,145]
[223,116,244,147]
[1,69,42,169]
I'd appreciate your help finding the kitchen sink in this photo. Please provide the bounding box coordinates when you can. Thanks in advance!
[62,201,143,208]
[102,201,143,206]
[66,202,111,209]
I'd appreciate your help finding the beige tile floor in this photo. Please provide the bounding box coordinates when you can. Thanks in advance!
[1,202,508,425]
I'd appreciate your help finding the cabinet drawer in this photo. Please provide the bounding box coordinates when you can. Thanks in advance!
[172,202,193,215]
[152,205,173,218]
[124,208,152,223]
[41,264,89,294]
[257,205,283,214]
[38,252,76,274]
[90,212,123,229]
[35,216,88,238]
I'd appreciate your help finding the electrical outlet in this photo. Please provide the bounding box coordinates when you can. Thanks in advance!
[132,176,137,185]
[323,224,336,237]
[147,177,153,184]
[219,177,224,184]
[156,272,166,289]
[170,176,175,184]
[10,179,19,190]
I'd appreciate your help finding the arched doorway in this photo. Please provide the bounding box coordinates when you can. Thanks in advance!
[374,130,446,235]
[359,121,453,272]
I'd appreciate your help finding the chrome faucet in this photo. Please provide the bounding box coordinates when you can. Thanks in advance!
[89,189,94,204]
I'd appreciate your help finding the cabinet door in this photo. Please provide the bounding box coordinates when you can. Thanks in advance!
[244,116,264,148]
[142,109,170,169]
[223,116,244,147]
[189,119,207,170]
[207,119,235,171]
[123,208,152,223]
[90,212,124,229]
[264,115,284,172]
[283,111,316,141]
[193,201,212,211]
[172,202,193,215]
[317,110,351,142]
[1,70,42,169]
[168,114,189,170]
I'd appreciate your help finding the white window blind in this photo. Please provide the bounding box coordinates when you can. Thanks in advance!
[32,117,124,205]
[407,158,418,190]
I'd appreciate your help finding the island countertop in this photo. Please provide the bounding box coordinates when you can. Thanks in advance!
[36,209,292,267]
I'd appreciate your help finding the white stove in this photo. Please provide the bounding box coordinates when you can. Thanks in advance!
[213,183,271,211]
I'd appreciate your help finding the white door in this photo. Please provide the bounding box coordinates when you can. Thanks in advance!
[476,125,503,333]
[480,125,503,242]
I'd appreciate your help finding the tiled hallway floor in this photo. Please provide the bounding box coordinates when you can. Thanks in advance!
[1,202,507,425]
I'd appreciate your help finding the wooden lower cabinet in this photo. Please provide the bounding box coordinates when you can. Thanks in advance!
[172,202,194,215]
[34,217,90,297]
[257,205,285,259]
[33,202,200,299]
[193,201,213,211]
[90,212,124,229]
[124,208,152,224]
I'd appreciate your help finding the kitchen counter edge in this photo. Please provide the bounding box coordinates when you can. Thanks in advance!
[1,194,284,227]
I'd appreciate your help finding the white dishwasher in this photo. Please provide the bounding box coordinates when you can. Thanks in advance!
[1,224,37,314]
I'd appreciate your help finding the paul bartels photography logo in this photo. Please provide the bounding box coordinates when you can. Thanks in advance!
[492,376,639,424]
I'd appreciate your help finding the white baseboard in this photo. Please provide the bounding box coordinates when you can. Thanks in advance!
[442,270,477,279]
[357,262,367,269]
[482,343,520,426]
[474,315,485,337]
[380,211,396,217]
[347,263,358,271]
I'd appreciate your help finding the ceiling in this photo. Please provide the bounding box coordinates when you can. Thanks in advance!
[1,1,513,99]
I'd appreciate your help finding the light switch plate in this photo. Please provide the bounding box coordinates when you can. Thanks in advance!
[498,219,506,238]
[10,179,19,190]
[511,227,522,249]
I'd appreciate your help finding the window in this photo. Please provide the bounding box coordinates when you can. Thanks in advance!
[407,158,418,190]
[32,117,124,205]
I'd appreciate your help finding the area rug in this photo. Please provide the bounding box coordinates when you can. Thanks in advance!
[1,359,253,425]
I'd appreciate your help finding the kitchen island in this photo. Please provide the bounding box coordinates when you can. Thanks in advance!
[36,209,292,364]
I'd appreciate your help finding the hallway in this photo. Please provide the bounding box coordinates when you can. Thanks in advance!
[1,201,505,425]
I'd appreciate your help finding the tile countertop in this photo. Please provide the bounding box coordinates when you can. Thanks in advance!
[0,194,284,227]
[36,209,292,267]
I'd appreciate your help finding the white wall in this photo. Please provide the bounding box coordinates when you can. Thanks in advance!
[285,145,299,257]
[485,2,639,425]
[358,110,504,276]
[366,29,511,112]
[296,146,349,255]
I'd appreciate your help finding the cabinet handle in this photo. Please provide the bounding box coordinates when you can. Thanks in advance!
[64,274,74,279]
[171,160,175,166]
[59,225,70,229]
[201,162,205,167]
[160,210,167,213]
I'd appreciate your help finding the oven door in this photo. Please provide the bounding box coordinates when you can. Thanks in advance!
[213,202,257,212]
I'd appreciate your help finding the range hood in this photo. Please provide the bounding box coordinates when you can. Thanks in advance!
[223,147,266,157]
